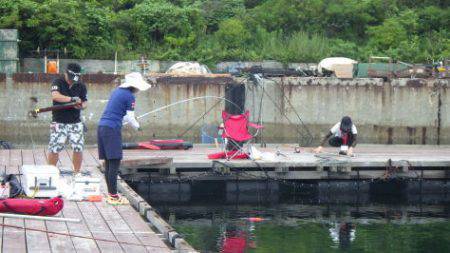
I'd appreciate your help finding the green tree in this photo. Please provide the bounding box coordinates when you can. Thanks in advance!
[0,0,448,63]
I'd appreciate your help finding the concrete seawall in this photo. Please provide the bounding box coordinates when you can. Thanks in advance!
[1,76,449,145]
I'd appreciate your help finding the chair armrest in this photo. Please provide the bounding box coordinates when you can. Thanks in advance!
[248,122,264,129]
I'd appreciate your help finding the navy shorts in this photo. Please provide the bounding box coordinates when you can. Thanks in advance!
[97,126,122,160]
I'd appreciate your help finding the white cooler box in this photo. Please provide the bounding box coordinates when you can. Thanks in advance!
[21,165,60,198]
[72,177,101,198]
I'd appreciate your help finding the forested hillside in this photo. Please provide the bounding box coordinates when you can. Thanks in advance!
[1,0,448,63]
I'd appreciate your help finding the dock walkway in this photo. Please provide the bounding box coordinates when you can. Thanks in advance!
[1,144,448,252]
[118,144,450,180]
[0,148,185,253]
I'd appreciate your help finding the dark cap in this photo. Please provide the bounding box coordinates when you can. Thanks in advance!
[340,116,352,133]
[66,63,81,82]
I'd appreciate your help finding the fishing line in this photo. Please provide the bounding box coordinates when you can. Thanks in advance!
[130,96,243,125]
[0,223,193,251]
[245,76,266,145]
[250,74,314,146]
[178,100,222,138]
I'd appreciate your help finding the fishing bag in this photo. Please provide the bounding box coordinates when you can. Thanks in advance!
[2,174,25,198]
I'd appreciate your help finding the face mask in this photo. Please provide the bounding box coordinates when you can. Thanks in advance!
[67,69,81,82]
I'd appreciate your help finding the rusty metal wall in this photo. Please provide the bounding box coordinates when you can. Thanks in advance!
[0,76,449,146]
[244,77,450,145]
[12,73,122,84]
[0,75,232,145]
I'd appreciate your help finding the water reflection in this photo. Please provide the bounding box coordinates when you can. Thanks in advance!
[329,222,356,250]
[128,180,450,252]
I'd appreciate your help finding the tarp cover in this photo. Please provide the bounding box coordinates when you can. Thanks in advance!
[318,57,357,74]
[166,62,211,75]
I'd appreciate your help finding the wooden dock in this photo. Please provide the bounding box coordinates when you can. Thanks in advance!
[0,148,196,253]
[0,144,448,252]
[117,144,450,181]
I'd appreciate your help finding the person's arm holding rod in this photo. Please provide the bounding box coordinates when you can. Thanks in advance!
[314,131,332,153]
[347,134,357,156]
[51,90,80,103]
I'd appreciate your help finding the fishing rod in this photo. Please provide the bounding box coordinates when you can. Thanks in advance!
[126,95,244,125]
[28,102,80,118]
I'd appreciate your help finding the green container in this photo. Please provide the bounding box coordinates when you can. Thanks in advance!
[356,63,409,78]
[0,29,19,75]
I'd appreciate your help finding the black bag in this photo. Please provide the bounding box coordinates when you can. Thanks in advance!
[2,174,25,198]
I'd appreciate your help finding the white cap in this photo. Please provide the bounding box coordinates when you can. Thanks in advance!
[119,72,151,91]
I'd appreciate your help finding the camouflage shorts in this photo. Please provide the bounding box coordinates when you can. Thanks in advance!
[48,122,84,153]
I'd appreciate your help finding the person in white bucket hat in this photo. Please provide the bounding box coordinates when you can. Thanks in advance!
[97,72,151,205]
[119,72,151,91]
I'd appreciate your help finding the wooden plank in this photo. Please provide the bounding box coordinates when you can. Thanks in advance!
[115,205,172,252]
[87,149,101,166]
[33,148,48,165]
[2,164,26,253]
[0,150,9,167]
[121,157,173,168]
[58,149,73,168]
[77,202,123,253]
[62,201,100,253]
[45,208,76,253]
[83,155,146,252]
[21,149,35,165]
[9,149,22,167]
[82,151,172,252]
[25,219,52,253]
[94,201,147,253]
[18,149,52,253]
[82,150,99,167]
[2,217,27,253]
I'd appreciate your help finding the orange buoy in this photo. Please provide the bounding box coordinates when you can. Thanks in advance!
[47,60,58,74]
[247,217,264,222]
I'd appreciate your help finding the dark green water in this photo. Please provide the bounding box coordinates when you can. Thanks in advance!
[129,180,450,253]
[158,205,450,253]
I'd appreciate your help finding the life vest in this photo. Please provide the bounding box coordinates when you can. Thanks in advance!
[341,133,348,145]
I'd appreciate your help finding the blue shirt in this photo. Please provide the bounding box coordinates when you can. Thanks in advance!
[99,88,135,129]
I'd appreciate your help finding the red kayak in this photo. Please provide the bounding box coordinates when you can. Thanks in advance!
[123,139,193,150]
[0,197,64,216]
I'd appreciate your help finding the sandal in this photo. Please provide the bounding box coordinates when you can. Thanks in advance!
[106,194,129,205]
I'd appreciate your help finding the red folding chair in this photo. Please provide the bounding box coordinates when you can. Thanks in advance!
[208,110,263,160]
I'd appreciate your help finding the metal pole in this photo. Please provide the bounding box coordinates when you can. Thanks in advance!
[0,213,81,223]
[114,51,118,75]
[44,54,47,73]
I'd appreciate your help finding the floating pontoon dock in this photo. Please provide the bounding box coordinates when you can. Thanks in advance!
[116,144,450,181]
[2,144,448,252]
[0,149,196,253]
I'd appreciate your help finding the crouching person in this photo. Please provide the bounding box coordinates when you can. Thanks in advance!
[97,72,150,205]
[314,116,357,156]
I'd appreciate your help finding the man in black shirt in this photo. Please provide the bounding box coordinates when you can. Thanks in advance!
[48,63,88,175]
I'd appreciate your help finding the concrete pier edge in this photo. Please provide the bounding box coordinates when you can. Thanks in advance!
[116,174,197,253]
